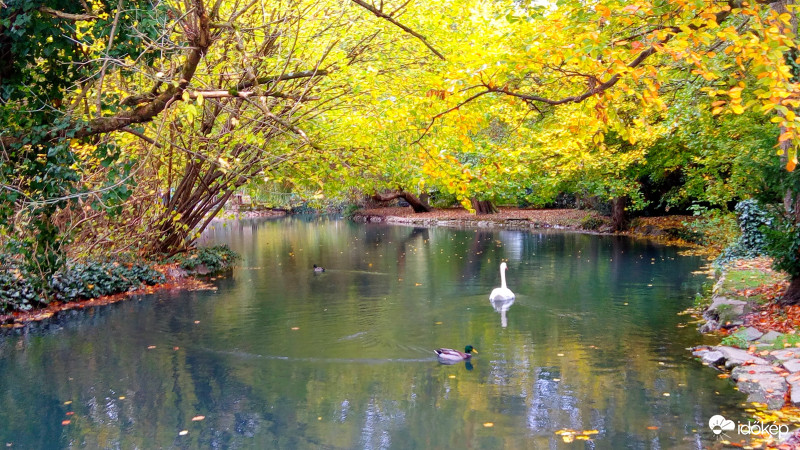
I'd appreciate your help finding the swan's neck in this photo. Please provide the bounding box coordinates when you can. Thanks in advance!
[500,266,507,289]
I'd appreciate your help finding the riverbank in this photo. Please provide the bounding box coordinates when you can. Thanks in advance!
[691,258,800,447]
[0,246,237,330]
[353,206,703,248]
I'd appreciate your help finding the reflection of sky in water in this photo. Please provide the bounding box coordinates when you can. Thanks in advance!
[0,217,754,448]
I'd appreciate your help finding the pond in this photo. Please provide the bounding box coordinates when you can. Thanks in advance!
[0,217,752,448]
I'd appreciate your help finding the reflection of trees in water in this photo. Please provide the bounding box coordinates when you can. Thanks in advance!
[0,221,737,448]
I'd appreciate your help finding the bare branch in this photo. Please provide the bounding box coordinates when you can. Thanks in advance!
[350,0,445,60]
[38,6,97,21]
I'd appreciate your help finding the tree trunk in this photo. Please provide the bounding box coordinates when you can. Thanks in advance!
[779,276,800,306]
[611,196,628,232]
[470,198,497,215]
[371,191,432,213]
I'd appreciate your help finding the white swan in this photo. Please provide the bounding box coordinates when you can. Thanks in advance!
[489,262,515,303]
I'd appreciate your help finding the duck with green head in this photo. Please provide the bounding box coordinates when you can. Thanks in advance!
[435,345,477,363]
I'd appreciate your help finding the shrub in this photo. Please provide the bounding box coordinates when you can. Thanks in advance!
[685,207,739,251]
[714,199,772,267]
[342,204,362,219]
[763,217,800,279]
[580,215,605,231]
[168,245,239,274]
[0,258,166,313]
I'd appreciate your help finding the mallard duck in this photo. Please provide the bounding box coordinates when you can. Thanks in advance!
[313,264,325,272]
[435,345,477,362]
[489,262,515,302]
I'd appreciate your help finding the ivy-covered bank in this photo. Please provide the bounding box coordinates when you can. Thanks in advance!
[0,246,238,328]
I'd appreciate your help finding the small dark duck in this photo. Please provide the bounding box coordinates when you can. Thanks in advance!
[435,345,477,363]
[313,264,325,272]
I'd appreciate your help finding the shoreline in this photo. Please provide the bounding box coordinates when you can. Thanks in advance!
[2,207,701,330]
[353,206,704,250]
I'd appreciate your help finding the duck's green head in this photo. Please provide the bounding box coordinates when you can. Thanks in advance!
[465,345,477,354]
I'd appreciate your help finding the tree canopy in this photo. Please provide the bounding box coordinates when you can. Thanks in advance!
[1,0,799,285]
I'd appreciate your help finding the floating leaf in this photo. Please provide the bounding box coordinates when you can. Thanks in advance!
[191,415,205,422]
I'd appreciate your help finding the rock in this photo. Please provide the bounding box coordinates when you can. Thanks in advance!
[738,326,764,341]
[759,330,785,344]
[771,349,800,361]
[732,364,788,410]
[788,374,800,405]
[713,346,769,369]
[731,364,777,381]
[699,319,719,333]
[700,350,726,366]
[192,264,210,275]
[784,359,800,373]
[167,267,189,279]
[704,296,749,326]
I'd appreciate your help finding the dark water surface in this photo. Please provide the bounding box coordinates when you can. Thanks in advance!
[0,217,752,448]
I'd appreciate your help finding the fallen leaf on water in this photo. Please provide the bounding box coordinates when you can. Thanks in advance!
[647,426,659,430]
[63,401,72,405]
[179,430,188,436]
[118,396,125,400]
[583,430,599,435]
[194,321,200,324]
[434,321,443,325]
[65,412,74,416]
[191,416,205,422]
[561,435,575,443]
[718,374,730,379]
[291,327,299,331]
[147,345,156,349]
[61,420,70,426]
[483,422,494,427]
[557,353,565,357]
[173,347,180,351]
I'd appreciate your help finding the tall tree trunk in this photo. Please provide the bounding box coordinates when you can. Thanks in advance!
[611,196,628,232]
[779,276,800,306]
[470,198,497,215]
[371,191,432,213]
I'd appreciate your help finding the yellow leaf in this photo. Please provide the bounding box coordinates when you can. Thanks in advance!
[196,93,204,107]
[730,104,744,114]
[181,91,190,102]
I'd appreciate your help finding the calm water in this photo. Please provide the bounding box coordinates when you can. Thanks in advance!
[0,217,753,448]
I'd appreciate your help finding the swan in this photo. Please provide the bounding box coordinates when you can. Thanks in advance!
[489,262,515,303]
